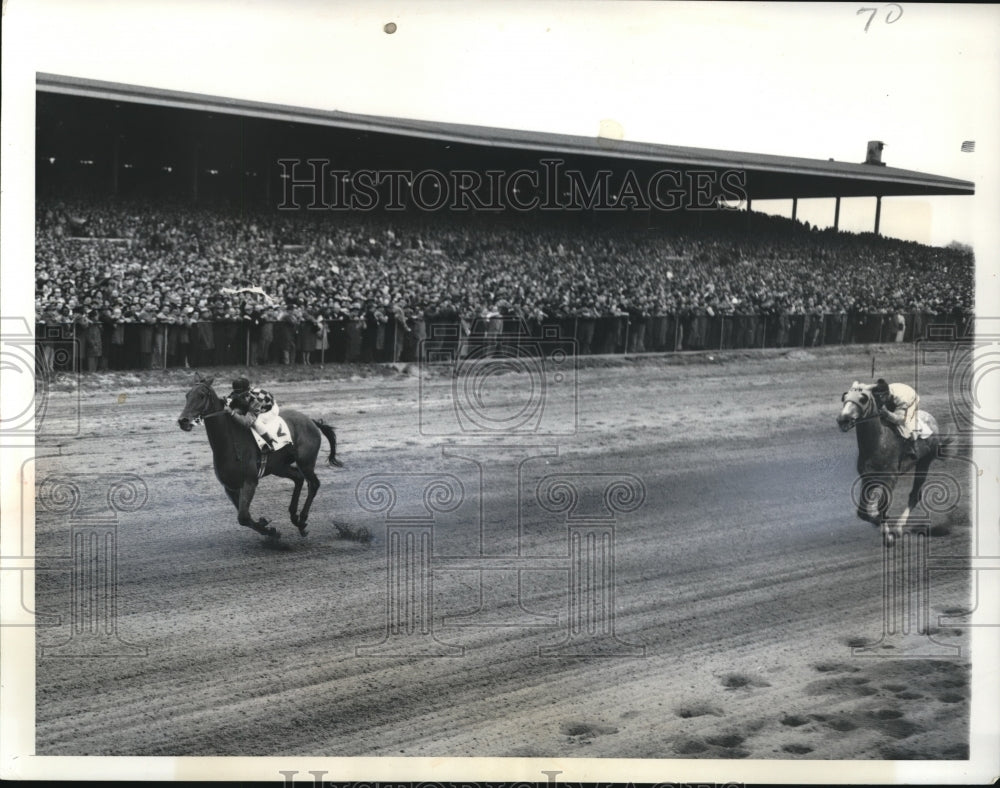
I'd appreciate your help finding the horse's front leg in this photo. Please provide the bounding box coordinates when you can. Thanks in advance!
[857,475,899,543]
[237,479,272,534]
[906,455,934,516]
[889,455,934,543]
[874,478,903,546]
[856,476,883,527]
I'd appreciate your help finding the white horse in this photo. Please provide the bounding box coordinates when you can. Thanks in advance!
[836,381,949,543]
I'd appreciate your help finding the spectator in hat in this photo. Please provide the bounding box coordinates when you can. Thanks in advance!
[345,305,365,362]
[82,310,103,372]
[194,310,215,368]
[298,309,321,365]
[170,308,194,368]
[274,308,299,365]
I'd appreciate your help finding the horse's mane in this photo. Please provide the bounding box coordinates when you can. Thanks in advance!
[193,378,222,399]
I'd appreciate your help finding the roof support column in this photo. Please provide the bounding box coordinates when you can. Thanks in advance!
[111,132,120,197]
[746,197,752,230]
[791,197,798,222]
[265,148,272,206]
[191,141,200,205]
[874,195,882,235]
[834,197,840,230]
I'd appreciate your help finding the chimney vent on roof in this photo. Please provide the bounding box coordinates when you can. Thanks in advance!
[865,140,886,166]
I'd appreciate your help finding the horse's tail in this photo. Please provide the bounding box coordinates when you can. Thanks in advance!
[313,419,344,467]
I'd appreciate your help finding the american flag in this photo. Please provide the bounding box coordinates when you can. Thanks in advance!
[961,140,975,152]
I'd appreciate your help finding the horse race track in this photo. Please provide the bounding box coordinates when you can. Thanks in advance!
[32,344,973,763]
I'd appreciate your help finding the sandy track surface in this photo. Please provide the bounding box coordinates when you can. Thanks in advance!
[34,345,971,759]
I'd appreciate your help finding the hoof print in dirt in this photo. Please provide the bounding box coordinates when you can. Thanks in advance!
[814,661,859,674]
[675,701,724,719]
[782,743,813,755]
[559,721,617,739]
[673,737,709,755]
[825,717,857,732]
[720,672,770,690]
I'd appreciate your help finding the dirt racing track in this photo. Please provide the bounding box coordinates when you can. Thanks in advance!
[33,344,972,759]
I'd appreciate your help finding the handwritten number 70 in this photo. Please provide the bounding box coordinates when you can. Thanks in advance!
[858,4,903,32]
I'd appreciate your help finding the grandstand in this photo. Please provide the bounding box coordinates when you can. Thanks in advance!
[35,76,975,371]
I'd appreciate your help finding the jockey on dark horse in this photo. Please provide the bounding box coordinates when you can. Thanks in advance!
[224,377,283,455]
[872,378,929,460]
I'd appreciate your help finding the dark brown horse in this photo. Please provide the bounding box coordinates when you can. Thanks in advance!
[177,377,342,538]
[836,380,949,544]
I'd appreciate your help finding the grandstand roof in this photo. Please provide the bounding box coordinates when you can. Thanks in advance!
[37,72,974,201]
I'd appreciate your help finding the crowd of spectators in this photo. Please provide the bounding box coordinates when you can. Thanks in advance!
[34,197,974,369]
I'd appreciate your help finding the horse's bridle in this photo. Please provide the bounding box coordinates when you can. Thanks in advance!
[841,386,881,425]
[190,382,226,425]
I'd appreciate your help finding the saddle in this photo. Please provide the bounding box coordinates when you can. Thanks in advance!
[250,416,294,452]
[913,411,936,440]
[250,417,293,479]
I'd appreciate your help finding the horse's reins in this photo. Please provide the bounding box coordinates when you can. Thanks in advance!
[193,385,268,478]
[191,412,223,427]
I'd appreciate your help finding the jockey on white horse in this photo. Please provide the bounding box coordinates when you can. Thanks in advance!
[871,378,928,460]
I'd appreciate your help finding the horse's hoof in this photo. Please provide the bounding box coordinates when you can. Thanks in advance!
[298,528,309,538]
[330,458,344,468]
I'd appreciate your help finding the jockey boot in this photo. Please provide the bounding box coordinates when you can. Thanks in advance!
[261,432,278,450]
[255,441,270,477]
